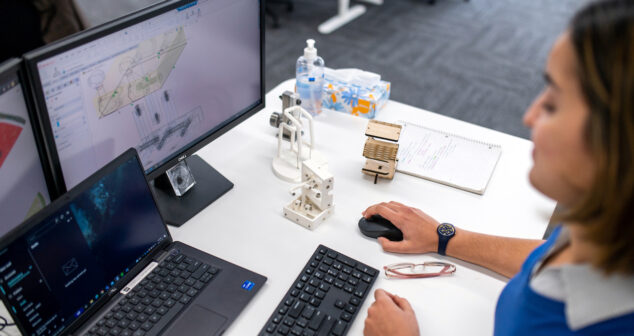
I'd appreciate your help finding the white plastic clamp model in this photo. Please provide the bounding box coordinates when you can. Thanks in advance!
[283,159,334,230]
[272,105,325,182]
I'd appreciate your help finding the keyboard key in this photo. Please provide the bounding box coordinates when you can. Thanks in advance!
[278,325,290,335]
[129,321,140,330]
[315,290,325,299]
[317,315,335,336]
[332,320,347,336]
[291,326,303,336]
[266,323,276,333]
[340,312,352,322]
[354,283,368,298]
[302,306,315,319]
[117,319,130,329]
[345,304,356,314]
[308,310,325,330]
[309,297,321,307]
[179,295,192,304]
[296,317,308,328]
[283,317,295,327]
[149,314,161,323]
[289,301,305,318]
[299,293,310,302]
[141,322,153,331]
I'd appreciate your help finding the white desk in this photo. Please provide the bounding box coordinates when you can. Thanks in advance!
[168,79,556,335]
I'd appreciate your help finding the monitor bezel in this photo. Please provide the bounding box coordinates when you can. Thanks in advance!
[23,0,265,191]
[0,58,59,199]
[0,148,174,336]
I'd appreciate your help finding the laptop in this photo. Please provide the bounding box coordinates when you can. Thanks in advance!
[0,148,266,336]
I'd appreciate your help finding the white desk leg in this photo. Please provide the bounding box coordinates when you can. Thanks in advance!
[318,0,367,34]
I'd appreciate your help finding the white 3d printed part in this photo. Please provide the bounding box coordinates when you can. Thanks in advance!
[283,159,334,230]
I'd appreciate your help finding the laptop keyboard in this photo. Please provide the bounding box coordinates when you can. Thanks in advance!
[85,250,221,336]
[260,245,378,336]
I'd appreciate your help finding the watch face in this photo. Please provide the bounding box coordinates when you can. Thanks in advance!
[438,223,455,237]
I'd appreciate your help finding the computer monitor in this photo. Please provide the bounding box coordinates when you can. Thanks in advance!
[23,0,264,226]
[0,58,55,236]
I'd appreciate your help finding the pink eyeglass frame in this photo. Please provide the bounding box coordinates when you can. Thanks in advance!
[383,262,456,279]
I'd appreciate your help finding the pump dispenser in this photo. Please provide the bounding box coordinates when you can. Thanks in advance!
[296,39,325,116]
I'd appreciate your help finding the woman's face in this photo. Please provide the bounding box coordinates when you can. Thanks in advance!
[523,33,596,206]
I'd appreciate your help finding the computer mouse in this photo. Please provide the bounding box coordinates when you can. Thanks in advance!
[358,215,403,241]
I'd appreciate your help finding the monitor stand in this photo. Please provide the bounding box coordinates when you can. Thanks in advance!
[150,155,233,227]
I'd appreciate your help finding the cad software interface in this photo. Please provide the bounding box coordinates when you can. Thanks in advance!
[0,156,168,336]
[0,73,51,236]
[36,0,261,189]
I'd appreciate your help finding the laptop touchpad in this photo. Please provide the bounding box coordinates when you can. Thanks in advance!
[164,305,227,336]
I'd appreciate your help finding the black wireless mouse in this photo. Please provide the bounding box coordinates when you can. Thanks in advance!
[358,215,403,241]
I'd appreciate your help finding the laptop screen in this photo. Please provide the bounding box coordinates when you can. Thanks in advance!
[0,153,169,336]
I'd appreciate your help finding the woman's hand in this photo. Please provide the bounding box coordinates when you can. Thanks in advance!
[364,289,420,336]
[363,201,440,254]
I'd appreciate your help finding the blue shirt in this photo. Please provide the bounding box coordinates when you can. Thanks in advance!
[494,226,634,335]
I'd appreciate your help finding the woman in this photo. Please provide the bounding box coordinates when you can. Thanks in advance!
[362,0,634,334]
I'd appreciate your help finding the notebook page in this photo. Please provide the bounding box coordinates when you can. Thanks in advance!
[396,122,502,194]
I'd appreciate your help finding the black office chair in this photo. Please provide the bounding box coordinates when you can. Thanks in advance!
[266,0,293,28]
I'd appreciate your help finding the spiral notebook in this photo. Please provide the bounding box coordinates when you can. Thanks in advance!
[396,121,502,195]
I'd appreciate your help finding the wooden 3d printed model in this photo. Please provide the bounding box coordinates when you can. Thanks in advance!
[362,120,402,183]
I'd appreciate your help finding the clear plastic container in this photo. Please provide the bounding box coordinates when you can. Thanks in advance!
[296,39,325,116]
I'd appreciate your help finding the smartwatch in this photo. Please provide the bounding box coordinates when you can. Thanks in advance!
[437,223,456,256]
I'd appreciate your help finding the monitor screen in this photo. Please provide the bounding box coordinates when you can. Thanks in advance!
[32,0,261,190]
[0,153,168,336]
[0,61,51,236]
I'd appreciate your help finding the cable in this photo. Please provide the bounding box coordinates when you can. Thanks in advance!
[0,315,15,331]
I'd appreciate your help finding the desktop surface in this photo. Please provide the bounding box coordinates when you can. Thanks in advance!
[164,79,556,335]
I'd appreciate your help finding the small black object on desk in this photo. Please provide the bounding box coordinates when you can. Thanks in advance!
[358,215,403,241]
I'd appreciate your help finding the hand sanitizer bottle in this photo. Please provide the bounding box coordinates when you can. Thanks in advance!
[296,39,325,116]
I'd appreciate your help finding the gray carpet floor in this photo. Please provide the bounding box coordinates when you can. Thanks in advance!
[266,0,588,139]
[79,0,589,139]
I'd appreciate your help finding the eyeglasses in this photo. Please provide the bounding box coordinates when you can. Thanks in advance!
[383,262,456,279]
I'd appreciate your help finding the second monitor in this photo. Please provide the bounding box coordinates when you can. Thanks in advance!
[24,0,264,226]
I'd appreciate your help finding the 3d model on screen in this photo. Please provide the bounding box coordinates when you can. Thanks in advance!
[92,27,187,118]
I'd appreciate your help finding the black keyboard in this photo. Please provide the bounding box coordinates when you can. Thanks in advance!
[85,250,221,336]
[260,245,378,336]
